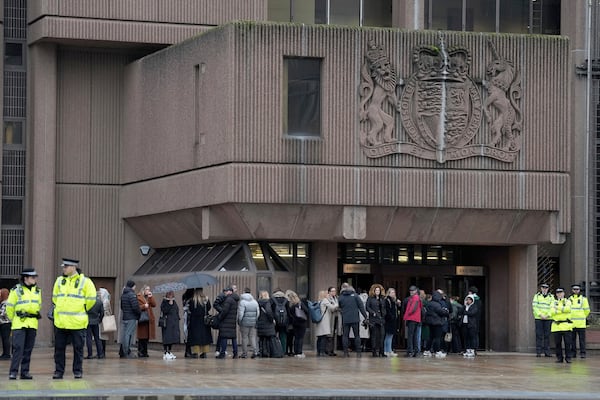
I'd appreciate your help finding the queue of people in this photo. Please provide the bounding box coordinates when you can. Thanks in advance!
[2,270,594,380]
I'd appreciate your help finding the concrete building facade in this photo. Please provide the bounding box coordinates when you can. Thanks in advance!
[0,0,598,351]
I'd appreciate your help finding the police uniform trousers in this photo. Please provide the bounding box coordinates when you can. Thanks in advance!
[54,327,85,375]
[9,328,36,376]
[554,330,572,362]
[534,319,552,355]
[570,328,586,357]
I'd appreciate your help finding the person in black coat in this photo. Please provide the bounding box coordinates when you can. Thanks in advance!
[286,290,309,358]
[212,290,227,355]
[338,283,368,357]
[461,294,480,357]
[85,294,104,359]
[366,284,386,357]
[119,280,140,358]
[423,291,449,357]
[383,288,400,357]
[256,291,277,357]
[216,287,239,359]
[160,291,180,359]
[187,288,212,358]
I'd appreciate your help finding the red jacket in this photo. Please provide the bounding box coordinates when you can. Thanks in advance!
[403,294,422,323]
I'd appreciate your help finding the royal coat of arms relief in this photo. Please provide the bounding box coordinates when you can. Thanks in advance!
[359,36,522,163]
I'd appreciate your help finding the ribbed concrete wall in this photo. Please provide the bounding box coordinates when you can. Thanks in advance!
[231,24,569,172]
[55,185,123,277]
[28,0,266,45]
[57,49,138,184]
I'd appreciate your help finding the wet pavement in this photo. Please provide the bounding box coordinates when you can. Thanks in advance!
[1,345,599,399]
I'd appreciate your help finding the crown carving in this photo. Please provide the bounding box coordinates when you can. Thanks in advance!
[413,45,470,83]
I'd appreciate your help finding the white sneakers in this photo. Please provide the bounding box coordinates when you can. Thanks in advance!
[163,351,176,360]
[294,353,306,358]
[423,350,446,358]
[463,349,476,358]
[384,352,398,357]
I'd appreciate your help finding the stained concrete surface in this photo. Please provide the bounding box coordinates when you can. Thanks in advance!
[1,346,599,399]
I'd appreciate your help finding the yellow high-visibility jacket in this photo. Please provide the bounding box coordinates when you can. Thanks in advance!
[550,298,572,333]
[52,273,97,330]
[568,294,590,329]
[532,292,554,319]
[6,284,42,330]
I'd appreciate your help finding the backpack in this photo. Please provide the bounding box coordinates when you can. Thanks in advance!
[307,300,324,323]
[273,298,289,328]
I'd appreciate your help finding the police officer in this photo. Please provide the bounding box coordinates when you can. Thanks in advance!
[568,284,590,358]
[51,258,97,379]
[6,268,42,380]
[550,287,572,363]
[532,283,554,357]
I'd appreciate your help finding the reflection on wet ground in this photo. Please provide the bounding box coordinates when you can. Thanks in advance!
[1,346,599,399]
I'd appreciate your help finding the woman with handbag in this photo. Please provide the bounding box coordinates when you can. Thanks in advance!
[160,291,180,360]
[98,288,114,358]
[286,290,309,358]
[136,286,156,357]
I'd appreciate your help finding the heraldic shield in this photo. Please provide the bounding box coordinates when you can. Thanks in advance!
[399,45,482,164]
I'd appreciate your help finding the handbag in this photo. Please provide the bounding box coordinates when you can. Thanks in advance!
[101,314,117,333]
[158,313,167,328]
[204,314,215,327]
[294,304,307,321]
[139,310,149,323]
[444,331,452,343]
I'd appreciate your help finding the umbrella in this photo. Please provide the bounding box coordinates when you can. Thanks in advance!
[153,281,187,293]
[179,272,218,289]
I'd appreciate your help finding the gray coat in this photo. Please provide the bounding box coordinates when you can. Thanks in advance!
[238,293,259,327]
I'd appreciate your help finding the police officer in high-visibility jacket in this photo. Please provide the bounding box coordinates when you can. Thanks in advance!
[5,268,42,380]
[51,258,97,379]
[550,287,572,363]
[568,284,590,358]
[532,283,554,357]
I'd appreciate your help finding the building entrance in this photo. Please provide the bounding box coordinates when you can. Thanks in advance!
[339,243,487,350]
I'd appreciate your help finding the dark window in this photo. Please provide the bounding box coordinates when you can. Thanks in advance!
[2,199,23,225]
[426,0,561,34]
[284,58,321,137]
[499,0,529,33]
[363,0,392,27]
[330,0,360,25]
[4,42,23,66]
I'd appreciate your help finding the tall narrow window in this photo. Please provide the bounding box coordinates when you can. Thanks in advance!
[330,0,360,26]
[363,0,392,27]
[3,120,23,145]
[1,199,23,225]
[284,58,321,138]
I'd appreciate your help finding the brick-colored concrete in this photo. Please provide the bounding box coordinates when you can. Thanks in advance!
[1,345,598,399]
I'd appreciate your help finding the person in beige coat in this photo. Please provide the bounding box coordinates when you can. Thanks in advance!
[314,290,339,356]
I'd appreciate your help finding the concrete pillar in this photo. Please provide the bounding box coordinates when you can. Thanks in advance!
[508,245,537,352]
[309,242,338,349]
[27,43,58,345]
[564,0,593,287]
[310,242,338,298]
